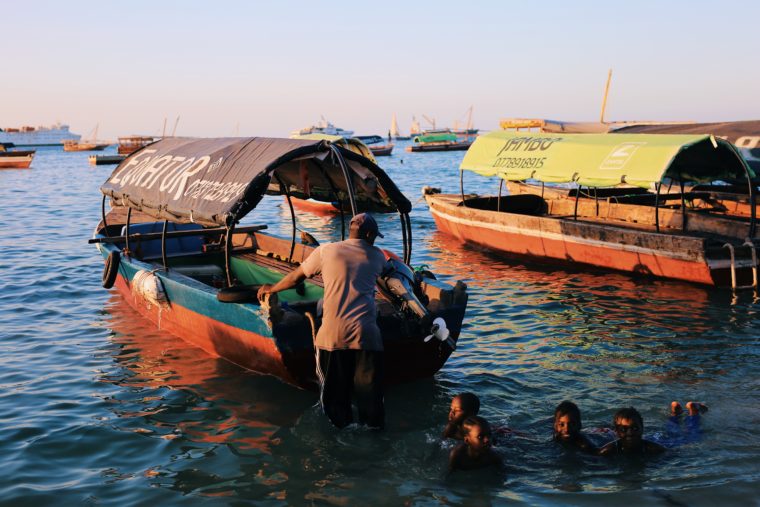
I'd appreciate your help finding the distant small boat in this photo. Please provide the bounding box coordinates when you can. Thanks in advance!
[89,154,126,166]
[354,135,394,156]
[117,135,158,155]
[63,123,111,152]
[390,113,411,140]
[0,143,35,169]
[451,106,479,136]
[406,132,472,152]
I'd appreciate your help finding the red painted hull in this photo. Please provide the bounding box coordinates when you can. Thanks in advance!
[425,194,729,286]
[0,151,34,169]
[111,268,461,390]
[290,196,343,215]
[112,274,307,387]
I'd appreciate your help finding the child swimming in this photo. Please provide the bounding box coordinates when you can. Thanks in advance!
[442,392,480,440]
[553,400,598,454]
[448,416,503,472]
[598,407,665,456]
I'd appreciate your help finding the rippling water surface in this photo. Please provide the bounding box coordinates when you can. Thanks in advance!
[1,145,758,506]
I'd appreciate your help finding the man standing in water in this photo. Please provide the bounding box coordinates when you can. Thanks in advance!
[257,213,388,429]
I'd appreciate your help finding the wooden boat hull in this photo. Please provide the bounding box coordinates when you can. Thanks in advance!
[97,231,467,390]
[369,144,394,156]
[89,154,126,166]
[290,196,343,214]
[64,143,110,152]
[425,192,757,288]
[0,151,34,169]
[405,141,472,152]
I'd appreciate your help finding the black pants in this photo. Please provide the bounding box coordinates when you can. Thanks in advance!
[316,348,385,430]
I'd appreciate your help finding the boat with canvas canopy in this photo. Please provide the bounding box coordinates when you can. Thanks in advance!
[424,131,759,290]
[92,136,468,389]
[406,131,472,153]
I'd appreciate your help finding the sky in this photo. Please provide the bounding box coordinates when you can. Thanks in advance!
[3,0,759,140]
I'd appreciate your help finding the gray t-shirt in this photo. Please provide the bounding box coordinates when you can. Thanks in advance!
[300,238,387,351]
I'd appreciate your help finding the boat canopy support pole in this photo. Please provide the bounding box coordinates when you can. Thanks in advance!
[460,169,466,207]
[161,220,168,270]
[101,195,109,233]
[680,180,687,232]
[276,174,297,262]
[497,179,504,213]
[125,208,132,255]
[314,159,346,240]
[574,185,581,220]
[225,223,236,287]
[401,212,409,264]
[329,145,357,216]
[654,182,661,233]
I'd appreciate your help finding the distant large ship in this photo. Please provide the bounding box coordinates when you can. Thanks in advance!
[0,122,81,147]
[290,117,354,138]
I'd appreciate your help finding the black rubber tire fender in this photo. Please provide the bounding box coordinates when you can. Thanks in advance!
[102,251,121,289]
[216,284,263,304]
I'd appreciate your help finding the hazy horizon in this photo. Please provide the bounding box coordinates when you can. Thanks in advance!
[4,0,759,140]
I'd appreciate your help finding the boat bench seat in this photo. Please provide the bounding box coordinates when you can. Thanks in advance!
[121,221,204,260]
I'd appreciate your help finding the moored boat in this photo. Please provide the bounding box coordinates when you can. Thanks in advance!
[355,135,394,156]
[0,143,35,169]
[92,137,468,390]
[63,124,111,152]
[406,132,472,152]
[424,131,759,289]
[118,135,158,155]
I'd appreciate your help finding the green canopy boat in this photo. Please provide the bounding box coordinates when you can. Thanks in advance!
[425,131,759,290]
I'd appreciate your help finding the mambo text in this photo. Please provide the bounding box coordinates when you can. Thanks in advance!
[109,150,246,203]
[496,136,562,157]
[493,157,546,169]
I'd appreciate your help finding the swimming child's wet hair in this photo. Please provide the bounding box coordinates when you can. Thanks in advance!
[613,407,643,427]
[455,392,480,415]
[554,400,582,424]
[462,415,490,433]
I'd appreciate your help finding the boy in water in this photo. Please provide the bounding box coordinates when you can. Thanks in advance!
[599,407,665,456]
[442,392,480,440]
[449,416,503,472]
[553,401,598,454]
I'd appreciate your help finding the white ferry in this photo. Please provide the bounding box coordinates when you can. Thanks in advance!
[0,122,81,147]
[290,117,354,138]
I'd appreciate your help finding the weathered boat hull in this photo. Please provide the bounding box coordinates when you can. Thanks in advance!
[98,238,466,390]
[425,192,756,288]
[369,144,394,156]
[0,151,34,169]
[405,141,472,152]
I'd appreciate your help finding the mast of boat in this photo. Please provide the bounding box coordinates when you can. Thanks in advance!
[92,123,99,142]
[171,116,180,137]
[600,69,612,124]
[465,106,473,140]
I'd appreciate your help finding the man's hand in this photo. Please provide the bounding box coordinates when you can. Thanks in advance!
[257,284,273,300]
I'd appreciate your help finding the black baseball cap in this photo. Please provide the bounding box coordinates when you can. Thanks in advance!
[350,213,384,238]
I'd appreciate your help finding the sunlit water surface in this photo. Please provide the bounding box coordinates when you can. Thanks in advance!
[0,145,758,506]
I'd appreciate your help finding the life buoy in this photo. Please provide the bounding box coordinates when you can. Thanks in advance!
[102,251,120,289]
[217,284,262,304]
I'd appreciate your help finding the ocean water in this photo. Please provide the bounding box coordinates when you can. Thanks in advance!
[0,144,758,506]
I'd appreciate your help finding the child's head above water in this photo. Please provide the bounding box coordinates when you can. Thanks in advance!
[449,392,480,423]
[613,406,644,445]
[553,400,582,441]
[462,416,492,453]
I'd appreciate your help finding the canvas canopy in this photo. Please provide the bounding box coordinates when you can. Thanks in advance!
[101,137,410,227]
[460,131,754,188]
[291,133,377,163]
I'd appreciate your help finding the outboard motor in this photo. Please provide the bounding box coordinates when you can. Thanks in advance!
[377,250,455,350]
